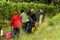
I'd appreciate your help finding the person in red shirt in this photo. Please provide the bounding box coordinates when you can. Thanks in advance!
[10,12,22,38]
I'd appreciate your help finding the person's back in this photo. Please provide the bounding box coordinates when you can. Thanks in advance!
[10,12,22,38]
[20,9,29,32]
[29,9,37,22]
[21,12,29,23]
[29,12,36,21]
[39,9,44,15]
[10,14,22,28]
[11,15,21,28]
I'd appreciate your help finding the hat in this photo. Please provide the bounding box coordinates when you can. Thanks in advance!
[13,12,18,15]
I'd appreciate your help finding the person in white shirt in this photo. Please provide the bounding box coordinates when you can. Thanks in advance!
[39,9,45,24]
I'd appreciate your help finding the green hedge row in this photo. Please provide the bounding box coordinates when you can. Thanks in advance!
[0,1,56,20]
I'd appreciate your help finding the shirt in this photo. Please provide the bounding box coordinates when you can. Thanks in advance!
[21,12,29,23]
[29,12,37,21]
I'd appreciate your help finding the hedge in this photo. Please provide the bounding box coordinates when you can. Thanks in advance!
[0,1,56,20]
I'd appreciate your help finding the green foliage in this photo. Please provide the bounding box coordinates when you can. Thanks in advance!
[0,1,56,28]
[55,0,60,5]
[51,13,60,25]
[0,0,56,5]
[0,1,56,19]
[48,13,60,25]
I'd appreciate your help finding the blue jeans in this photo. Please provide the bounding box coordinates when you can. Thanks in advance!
[26,22,33,33]
[12,28,20,38]
[27,20,36,33]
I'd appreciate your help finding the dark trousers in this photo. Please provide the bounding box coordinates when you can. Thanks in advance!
[22,22,29,32]
[12,28,20,38]
[26,22,32,33]
[27,20,36,33]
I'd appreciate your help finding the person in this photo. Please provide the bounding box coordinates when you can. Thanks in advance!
[29,9,37,26]
[28,9,37,33]
[20,9,29,32]
[39,9,45,24]
[10,12,22,38]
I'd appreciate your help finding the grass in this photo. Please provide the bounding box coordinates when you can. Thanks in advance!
[2,24,60,40]
[2,16,60,40]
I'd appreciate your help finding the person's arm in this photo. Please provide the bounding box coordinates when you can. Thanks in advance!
[20,14,22,24]
[20,17,22,23]
[19,16,22,28]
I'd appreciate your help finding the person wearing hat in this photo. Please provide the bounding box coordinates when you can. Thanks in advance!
[10,12,22,38]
